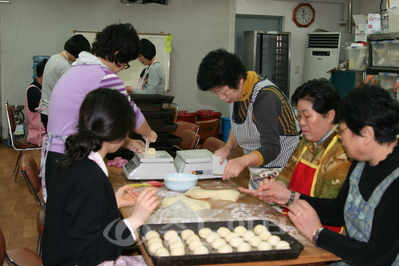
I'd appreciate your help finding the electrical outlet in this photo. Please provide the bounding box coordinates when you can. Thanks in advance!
[295,66,299,74]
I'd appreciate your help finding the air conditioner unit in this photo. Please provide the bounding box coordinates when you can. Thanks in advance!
[303,32,353,82]
[121,0,168,4]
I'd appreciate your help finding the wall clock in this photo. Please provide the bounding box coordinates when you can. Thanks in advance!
[293,3,315,28]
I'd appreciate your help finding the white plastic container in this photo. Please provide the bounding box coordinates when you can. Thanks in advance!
[379,72,399,100]
[346,46,367,70]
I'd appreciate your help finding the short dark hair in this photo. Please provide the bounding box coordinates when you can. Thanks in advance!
[140,38,156,60]
[291,78,341,124]
[64,34,91,58]
[197,48,247,91]
[338,85,399,144]
[36,58,48,78]
[64,89,136,164]
[91,23,140,68]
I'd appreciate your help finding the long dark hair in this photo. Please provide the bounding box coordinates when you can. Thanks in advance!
[63,89,135,166]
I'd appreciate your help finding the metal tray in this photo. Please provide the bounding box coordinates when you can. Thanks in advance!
[137,103,163,112]
[138,220,304,266]
[130,94,175,104]
[150,122,178,133]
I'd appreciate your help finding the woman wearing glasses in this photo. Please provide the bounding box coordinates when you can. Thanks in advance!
[240,78,352,233]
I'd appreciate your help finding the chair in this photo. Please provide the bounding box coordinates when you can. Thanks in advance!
[172,121,199,137]
[0,226,42,266]
[5,101,41,182]
[175,129,200,150]
[202,137,226,153]
[195,118,220,147]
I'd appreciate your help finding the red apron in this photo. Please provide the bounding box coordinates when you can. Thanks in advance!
[283,135,344,233]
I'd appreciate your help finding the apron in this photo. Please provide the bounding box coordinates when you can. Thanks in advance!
[283,135,344,233]
[137,60,157,90]
[24,84,46,146]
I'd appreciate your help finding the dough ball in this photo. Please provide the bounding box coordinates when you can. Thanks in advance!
[155,247,170,256]
[237,242,252,252]
[217,227,231,238]
[206,232,220,243]
[193,245,209,255]
[225,232,239,242]
[198,228,212,238]
[186,234,200,245]
[234,225,247,236]
[170,246,185,256]
[267,235,281,246]
[253,224,267,235]
[149,242,164,254]
[248,235,262,247]
[147,237,162,246]
[181,229,195,240]
[217,244,233,253]
[188,239,203,251]
[257,241,272,251]
[145,230,160,240]
[259,230,272,241]
[169,241,184,250]
[242,231,255,242]
[147,148,156,155]
[275,240,291,250]
[168,235,182,245]
[211,238,226,249]
[164,230,178,241]
[229,237,244,248]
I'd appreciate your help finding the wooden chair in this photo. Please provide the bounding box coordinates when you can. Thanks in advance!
[175,129,200,150]
[202,137,226,153]
[172,121,199,137]
[0,226,42,266]
[195,118,220,146]
[5,101,41,182]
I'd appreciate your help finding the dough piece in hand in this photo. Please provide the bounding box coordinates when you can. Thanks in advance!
[186,186,241,202]
[259,230,271,241]
[198,228,212,238]
[229,237,244,248]
[211,238,226,249]
[237,242,252,252]
[170,247,185,256]
[248,235,262,247]
[217,227,231,238]
[253,224,267,235]
[149,242,164,254]
[186,234,200,244]
[234,225,247,236]
[181,229,195,240]
[257,241,272,251]
[267,235,281,246]
[163,230,178,241]
[168,235,182,245]
[188,240,203,251]
[147,237,162,246]
[147,148,156,155]
[206,232,220,243]
[225,232,239,242]
[145,230,160,240]
[217,244,233,253]
[193,245,209,255]
[275,240,291,250]
[155,247,170,256]
[161,195,211,211]
[242,231,255,242]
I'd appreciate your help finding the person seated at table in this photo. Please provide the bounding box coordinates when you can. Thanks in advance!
[42,89,159,266]
[239,78,352,233]
[286,85,399,266]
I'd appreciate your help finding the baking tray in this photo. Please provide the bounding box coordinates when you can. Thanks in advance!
[150,122,178,133]
[130,94,175,104]
[137,103,163,112]
[142,109,175,119]
[138,220,304,266]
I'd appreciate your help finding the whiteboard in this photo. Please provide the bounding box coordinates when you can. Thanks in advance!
[73,30,172,92]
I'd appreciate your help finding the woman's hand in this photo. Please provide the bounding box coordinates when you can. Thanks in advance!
[124,138,145,153]
[287,200,322,241]
[214,146,231,162]
[142,130,157,143]
[125,187,159,230]
[221,157,246,181]
[115,185,139,208]
[238,179,292,205]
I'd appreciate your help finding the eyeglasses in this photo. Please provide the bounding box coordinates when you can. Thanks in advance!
[123,63,130,70]
[336,127,348,136]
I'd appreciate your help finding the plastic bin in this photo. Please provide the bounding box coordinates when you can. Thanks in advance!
[221,117,231,142]
[32,55,50,80]
[176,110,197,123]
[196,109,222,138]
[345,46,367,71]
[370,41,386,66]
[379,72,399,100]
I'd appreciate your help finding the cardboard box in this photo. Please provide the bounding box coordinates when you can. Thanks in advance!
[353,14,368,42]
[367,13,381,34]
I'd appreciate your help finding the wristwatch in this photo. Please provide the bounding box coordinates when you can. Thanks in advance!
[312,227,325,243]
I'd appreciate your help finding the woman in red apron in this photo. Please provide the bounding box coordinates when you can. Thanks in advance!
[239,78,352,233]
